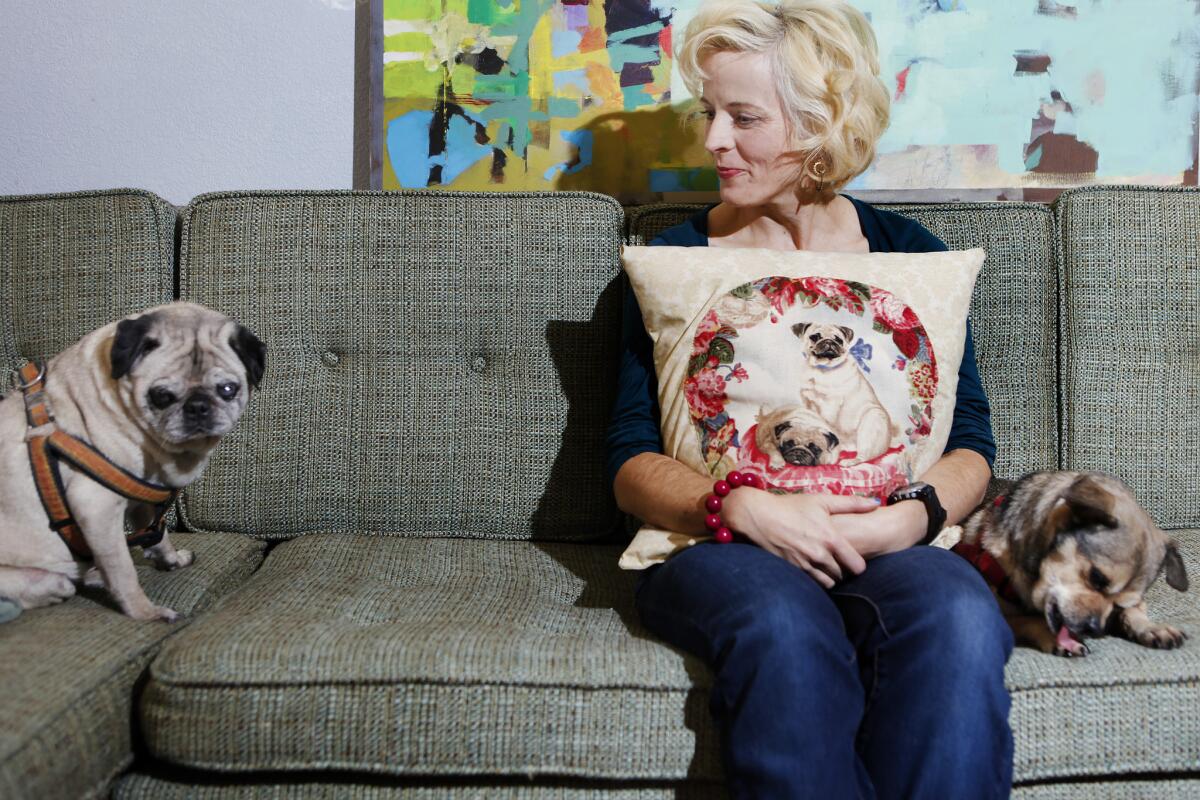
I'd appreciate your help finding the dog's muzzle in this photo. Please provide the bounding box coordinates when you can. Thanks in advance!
[813,340,843,360]
[781,441,822,466]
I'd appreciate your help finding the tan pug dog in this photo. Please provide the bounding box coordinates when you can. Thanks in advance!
[0,302,265,622]
[754,405,841,469]
[958,471,1188,657]
[792,322,895,464]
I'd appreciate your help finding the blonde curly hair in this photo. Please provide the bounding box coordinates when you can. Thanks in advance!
[675,0,891,195]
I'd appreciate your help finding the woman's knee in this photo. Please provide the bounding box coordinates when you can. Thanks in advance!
[637,543,848,663]
[916,549,1015,669]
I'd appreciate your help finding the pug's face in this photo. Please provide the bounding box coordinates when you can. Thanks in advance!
[1015,475,1188,641]
[110,303,266,448]
[756,405,840,468]
[792,322,855,369]
[773,417,839,466]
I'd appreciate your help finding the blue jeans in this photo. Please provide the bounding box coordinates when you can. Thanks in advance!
[635,542,1014,799]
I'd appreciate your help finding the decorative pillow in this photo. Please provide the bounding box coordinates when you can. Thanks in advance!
[618,245,987,569]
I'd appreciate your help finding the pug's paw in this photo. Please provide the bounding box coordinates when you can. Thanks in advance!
[23,570,76,608]
[166,548,194,570]
[146,545,194,571]
[127,602,180,623]
[82,567,106,589]
[1136,623,1187,650]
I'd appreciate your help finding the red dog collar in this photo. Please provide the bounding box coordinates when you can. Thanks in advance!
[952,520,1022,606]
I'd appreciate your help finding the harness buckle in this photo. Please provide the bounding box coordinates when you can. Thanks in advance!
[14,362,45,391]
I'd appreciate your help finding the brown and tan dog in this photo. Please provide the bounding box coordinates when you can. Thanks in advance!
[956,470,1188,657]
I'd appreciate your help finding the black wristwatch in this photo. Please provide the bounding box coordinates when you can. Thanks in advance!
[886,482,947,546]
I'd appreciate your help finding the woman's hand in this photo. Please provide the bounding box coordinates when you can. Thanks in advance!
[831,448,993,560]
[830,501,926,559]
[722,490,875,589]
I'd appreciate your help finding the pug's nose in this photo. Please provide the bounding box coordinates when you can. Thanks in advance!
[183,393,211,419]
[1083,616,1104,637]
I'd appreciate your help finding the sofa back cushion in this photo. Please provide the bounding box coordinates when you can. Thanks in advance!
[177,191,624,541]
[626,201,1060,481]
[1057,185,1200,529]
[0,190,175,373]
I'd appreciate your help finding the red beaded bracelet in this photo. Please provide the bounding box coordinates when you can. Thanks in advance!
[704,470,763,543]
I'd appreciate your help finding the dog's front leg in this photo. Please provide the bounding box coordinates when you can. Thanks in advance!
[1111,602,1186,650]
[128,503,193,571]
[75,485,179,622]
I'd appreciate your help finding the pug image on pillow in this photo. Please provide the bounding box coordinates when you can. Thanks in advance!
[754,405,841,470]
[792,322,897,464]
[0,302,265,622]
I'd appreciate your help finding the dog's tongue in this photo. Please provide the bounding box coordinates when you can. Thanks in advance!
[1056,625,1081,650]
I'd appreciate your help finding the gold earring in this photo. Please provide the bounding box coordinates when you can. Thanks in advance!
[811,159,828,178]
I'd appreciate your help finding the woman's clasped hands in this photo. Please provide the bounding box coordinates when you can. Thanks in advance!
[721,489,926,588]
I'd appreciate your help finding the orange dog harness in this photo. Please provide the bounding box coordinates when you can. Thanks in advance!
[17,361,178,560]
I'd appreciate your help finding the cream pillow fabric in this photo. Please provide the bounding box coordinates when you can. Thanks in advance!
[618,245,987,570]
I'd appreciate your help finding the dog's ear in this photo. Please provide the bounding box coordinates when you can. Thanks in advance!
[824,431,839,449]
[1022,475,1119,576]
[110,313,160,380]
[1049,475,1120,532]
[1163,540,1189,592]
[792,322,812,339]
[230,324,267,389]
[839,326,855,343]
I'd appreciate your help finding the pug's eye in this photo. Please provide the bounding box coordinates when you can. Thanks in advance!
[809,334,820,342]
[216,382,240,401]
[1088,566,1110,591]
[147,387,177,409]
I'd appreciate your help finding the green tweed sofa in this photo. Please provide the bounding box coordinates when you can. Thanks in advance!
[0,185,1197,799]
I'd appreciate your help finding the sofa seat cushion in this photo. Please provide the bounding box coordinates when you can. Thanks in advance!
[0,533,267,800]
[141,532,1200,786]
[140,534,721,781]
[106,773,1200,800]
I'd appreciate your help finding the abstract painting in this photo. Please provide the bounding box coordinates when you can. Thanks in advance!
[377,0,1199,200]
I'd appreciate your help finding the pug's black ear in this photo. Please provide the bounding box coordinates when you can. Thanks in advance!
[824,431,839,449]
[839,326,855,343]
[230,325,266,388]
[110,314,159,380]
[792,322,812,338]
[1164,541,1188,592]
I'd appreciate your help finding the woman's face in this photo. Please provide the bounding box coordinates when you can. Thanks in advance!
[699,50,802,207]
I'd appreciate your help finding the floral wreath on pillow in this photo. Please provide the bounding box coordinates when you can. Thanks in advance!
[682,276,938,501]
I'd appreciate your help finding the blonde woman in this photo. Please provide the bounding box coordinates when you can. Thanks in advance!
[605,1,1014,797]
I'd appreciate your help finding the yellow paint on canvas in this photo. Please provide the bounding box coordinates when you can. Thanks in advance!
[384,32,433,52]
[526,12,555,102]
[384,62,444,98]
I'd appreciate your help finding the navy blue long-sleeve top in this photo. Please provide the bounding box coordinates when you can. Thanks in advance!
[605,197,996,488]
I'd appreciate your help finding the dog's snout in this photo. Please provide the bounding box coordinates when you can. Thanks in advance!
[183,392,211,419]
[813,339,842,358]
[781,442,816,466]
[1082,616,1104,637]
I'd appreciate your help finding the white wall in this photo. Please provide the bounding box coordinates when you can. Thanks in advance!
[0,0,356,205]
